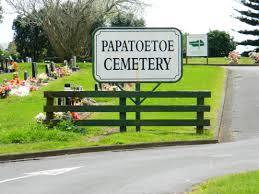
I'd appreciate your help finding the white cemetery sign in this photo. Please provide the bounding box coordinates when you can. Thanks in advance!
[93,28,183,82]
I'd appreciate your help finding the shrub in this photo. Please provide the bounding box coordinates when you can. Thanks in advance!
[53,120,87,134]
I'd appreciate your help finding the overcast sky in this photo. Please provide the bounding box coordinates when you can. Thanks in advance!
[0,0,256,52]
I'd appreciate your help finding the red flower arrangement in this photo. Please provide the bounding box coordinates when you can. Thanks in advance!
[0,85,11,99]
[71,112,80,120]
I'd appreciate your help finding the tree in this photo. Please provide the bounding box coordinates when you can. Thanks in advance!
[0,0,3,23]
[6,41,20,60]
[182,32,188,57]
[208,30,237,57]
[235,0,259,46]
[13,16,55,61]
[110,12,145,27]
[7,0,144,60]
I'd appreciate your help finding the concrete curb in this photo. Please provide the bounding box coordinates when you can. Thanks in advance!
[218,69,234,143]
[0,140,218,162]
[215,68,229,139]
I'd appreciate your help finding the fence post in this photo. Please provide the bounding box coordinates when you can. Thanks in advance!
[119,97,126,132]
[135,83,141,132]
[46,97,54,122]
[196,96,204,134]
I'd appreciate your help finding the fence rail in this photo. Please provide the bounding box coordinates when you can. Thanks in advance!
[44,91,211,134]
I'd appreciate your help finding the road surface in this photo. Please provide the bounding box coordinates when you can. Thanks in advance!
[1,66,259,194]
[220,66,259,141]
[1,138,259,194]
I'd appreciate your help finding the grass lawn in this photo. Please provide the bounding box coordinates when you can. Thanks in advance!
[190,170,259,194]
[0,62,226,154]
[184,57,253,65]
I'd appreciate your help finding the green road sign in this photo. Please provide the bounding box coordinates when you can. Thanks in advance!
[189,40,205,47]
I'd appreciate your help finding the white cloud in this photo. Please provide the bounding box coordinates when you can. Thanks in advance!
[143,0,256,52]
[0,1,17,46]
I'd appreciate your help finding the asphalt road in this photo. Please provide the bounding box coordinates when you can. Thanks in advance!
[1,138,259,194]
[1,66,259,194]
[220,66,259,141]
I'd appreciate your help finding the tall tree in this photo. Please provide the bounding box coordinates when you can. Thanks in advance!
[0,0,3,23]
[7,0,144,60]
[235,0,259,46]
[13,16,55,61]
[208,30,237,57]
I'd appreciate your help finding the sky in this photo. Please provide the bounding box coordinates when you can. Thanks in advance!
[0,0,257,52]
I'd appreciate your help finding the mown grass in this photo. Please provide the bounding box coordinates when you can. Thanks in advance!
[0,62,226,154]
[184,57,253,65]
[190,170,259,194]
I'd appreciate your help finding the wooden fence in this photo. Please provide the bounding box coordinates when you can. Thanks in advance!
[44,91,211,134]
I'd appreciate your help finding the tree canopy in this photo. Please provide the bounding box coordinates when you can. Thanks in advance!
[110,12,145,27]
[7,0,145,60]
[13,16,55,61]
[0,0,3,23]
[208,30,237,57]
[235,0,259,46]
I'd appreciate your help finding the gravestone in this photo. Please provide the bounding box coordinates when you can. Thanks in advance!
[45,64,50,77]
[24,71,29,80]
[64,60,68,66]
[32,62,38,78]
[0,61,4,71]
[26,57,32,63]
[5,58,8,73]
[72,56,76,68]
[50,62,55,72]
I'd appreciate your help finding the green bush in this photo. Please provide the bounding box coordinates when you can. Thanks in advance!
[53,120,87,134]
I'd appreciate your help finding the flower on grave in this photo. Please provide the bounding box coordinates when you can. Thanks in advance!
[54,112,64,120]
[50,70,58,79]
[0,85,11,98]
[228,51,240,64]
[249,51,259,64]
[9,78,24,86]
[9,86,30,97]
[60,66,72,76]
[71,112,80,120]
[13,72,19,80]
[29,85,39,91]
[37,73,49,83]
[29,77,38,83]
[35,113,46,123]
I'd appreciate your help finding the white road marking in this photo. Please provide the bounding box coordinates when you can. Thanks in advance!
[26,166,82,176]
[210,154,233,158]
[0,174,36,184]
[0,166,82,184]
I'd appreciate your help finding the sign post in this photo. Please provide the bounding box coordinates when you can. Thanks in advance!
[93,27,183,132]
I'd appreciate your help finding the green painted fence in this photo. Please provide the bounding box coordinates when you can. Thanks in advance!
[44,91,211,134]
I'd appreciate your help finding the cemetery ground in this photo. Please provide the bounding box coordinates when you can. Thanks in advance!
[185,56,252,65]
[0,61,226,154]
[190,170,259,194]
